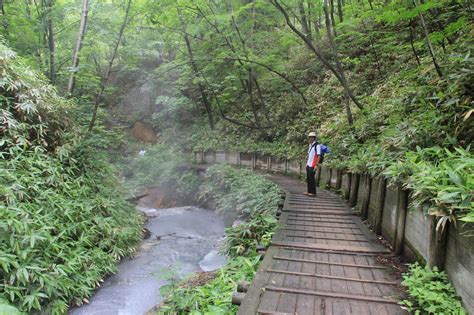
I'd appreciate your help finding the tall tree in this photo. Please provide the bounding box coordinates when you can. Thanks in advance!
[67,0,89,94]
[176,2,215,130]
[412,0,443,78]
[89,0,132,131]
[45,0,55,84]
[271,0,364,111]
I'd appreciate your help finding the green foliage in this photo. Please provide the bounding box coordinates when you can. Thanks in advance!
[0,298,23,315]
[400,263,466,314]
[0,44,143,314]
[0,43,69,155]
[200,165,281,255]
[158,254,260,314]
[122,144,186,189]
[200,164,282,216]
[120,144,200,199]
[384,147,473,227]
[225,211,279,256]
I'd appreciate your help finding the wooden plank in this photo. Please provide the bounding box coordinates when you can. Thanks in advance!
[265,286,399,304]
[277,246,383,257]
[285,223,359,231]
[266,269,399,285]
[287,214,355,220]
[257,310,294,315]
[283,209,355,215]
[272,256,389,270]
[283,233,369,242]
[287,218,358,225]
[282,227,363,236]
[272,241,389,254]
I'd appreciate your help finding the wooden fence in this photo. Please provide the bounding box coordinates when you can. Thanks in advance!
[194,150,474,313]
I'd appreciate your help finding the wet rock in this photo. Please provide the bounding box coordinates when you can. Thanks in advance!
[131,121,156,143]
[199,250,227,272]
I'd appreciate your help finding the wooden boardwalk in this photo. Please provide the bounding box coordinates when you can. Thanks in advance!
[238,175,405,315]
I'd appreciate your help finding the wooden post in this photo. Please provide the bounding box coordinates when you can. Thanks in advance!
[335,169,343,190]
[284,158,288,175]
[326,167,332,188]
[232,292,245,305]
[213,150,217,163]
[315,167,322,186]
[374,178,386,235]
[394,188,408,255]
[361,174,371,220]
[225,150,229,163]
[252,152,256,169]
[350,173,360,207]
[237,281,250,293]
[201,150,205,163]
[427,216,449,269]
[344,173,352,200]
[267,155,272,171]
[237,152,241,166]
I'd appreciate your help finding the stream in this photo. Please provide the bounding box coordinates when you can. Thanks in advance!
[69,206,227,315]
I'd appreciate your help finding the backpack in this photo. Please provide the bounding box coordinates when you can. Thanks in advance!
[312,142,331,164]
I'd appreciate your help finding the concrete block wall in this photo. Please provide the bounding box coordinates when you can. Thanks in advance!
[381,186,399,244]
[240,153,253,167]
[228,152,239,165]
[445,223,474,313]
[271,157,286,173]
[195,151,473,313]
[287,161,301,176]
[404,206,431,261]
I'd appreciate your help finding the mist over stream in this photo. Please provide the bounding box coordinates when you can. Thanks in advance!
[69,205,227,315]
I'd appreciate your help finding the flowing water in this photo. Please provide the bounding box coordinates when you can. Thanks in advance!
[69,206,227,315]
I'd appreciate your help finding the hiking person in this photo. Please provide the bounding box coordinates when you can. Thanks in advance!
[305,131,321,196]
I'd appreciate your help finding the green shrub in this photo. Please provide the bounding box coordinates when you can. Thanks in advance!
[0,298,23,315]
[0,43,143,314]
[199,165,282,255]
[158,254,260,314]
[121,144,200,199]
[200,164,281,216]
[384,146,473,228]
[400,263,466,315]
[225,212,279,256]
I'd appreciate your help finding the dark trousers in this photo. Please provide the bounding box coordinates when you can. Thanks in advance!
[306,166,316,194]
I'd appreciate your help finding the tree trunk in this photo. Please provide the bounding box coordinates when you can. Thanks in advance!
[413,0,443,78]
[337,0,343,22]
[67,0,89,95]
[46,0,55,84]
[323,0,354,121]
[176,3,215,130]
[409,21,421,66]
[88,0,132,132]
[230,1,267,132]
[330,0,337,34]
[298,1,311,41]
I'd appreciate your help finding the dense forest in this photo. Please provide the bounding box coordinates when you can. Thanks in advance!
[0,0,472,313]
